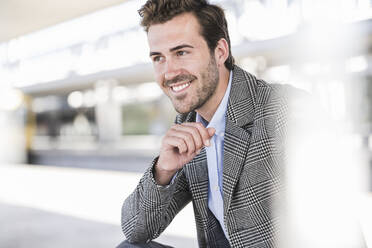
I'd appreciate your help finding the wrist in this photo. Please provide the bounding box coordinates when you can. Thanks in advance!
[156,157,178,174]
[154,160,177,186]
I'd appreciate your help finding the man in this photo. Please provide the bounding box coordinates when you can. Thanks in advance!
[119,1,289,247]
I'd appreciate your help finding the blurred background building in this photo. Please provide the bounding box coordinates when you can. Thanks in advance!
[0,0,372,247]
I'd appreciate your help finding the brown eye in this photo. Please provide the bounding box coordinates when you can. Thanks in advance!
[176,51,187,56]
[152,56,164,63]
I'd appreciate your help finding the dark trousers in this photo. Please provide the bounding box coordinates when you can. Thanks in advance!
[116,240,174,248]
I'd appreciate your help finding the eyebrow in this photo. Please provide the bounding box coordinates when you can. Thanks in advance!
[170,44,194,52]
[149,44,194,57]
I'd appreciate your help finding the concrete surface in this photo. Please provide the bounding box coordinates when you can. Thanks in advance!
[0,164,198,248]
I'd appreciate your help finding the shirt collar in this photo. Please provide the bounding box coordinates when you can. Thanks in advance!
[196,70,233,136]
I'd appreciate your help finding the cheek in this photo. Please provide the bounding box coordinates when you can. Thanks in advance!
[156,80,165,91]
[191,59,207,73]
[153,64,164,78]
[156,80,169,96]
[154,72,164,87]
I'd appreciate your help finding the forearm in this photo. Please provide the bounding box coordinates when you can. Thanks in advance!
[121,158,190,243]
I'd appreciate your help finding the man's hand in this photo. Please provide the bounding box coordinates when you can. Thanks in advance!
[155,122,215,186]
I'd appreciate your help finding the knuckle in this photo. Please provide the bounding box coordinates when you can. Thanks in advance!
[195,138,202,146]
[196,122,203,128]
[185,133,193,143]
[189,127,197,136]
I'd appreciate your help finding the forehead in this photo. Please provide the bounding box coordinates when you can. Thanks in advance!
[147,13,205,52]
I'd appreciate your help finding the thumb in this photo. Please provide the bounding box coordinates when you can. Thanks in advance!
[207,127,216,137]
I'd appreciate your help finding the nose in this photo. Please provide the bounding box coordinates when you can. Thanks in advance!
[164,59,182,81]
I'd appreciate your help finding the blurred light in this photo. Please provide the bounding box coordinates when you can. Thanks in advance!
[346,56,368,73]
[119,30,149,67]
[282,98,364,248]
[73,114,92,136]
[3,0,147,87]
[6,1,142,62]
[238,0,299,40]
[303,63,322,76]
[83,90,96,108]
[225,10,244,46]
[0,88,23,111]
[240,57,259,76]
[301,0,356,24]
[239,56,267,76]
[67,91,84,109]
[112,86,134,104]
[95,82,111,104]
[265,65,291,82]
[353,0,372,21]
[75,43,103,76]
[0,42,8,64]
[75,29,149,76]
[328,80,347,120]
[136,82,163,102]
[0,66,14,86]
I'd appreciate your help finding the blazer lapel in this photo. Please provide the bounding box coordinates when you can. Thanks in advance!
[185,148,209,227]
[223,66,257,215]
[181,111,210,227]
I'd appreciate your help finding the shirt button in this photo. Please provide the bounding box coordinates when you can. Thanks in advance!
[215,186,219,191]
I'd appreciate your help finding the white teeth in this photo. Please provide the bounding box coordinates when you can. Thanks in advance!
[172,82,190,92]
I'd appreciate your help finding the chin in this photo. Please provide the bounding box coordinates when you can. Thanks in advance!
[174,107,191,114]
[172,97,203,114]
[173,103,193,114]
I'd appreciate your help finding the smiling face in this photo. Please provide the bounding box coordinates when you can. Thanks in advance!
[147,13,221,115]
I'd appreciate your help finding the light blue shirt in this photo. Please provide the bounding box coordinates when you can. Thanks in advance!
[196,71,232,239]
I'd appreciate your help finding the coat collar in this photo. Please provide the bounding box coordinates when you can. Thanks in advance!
[226,65,256,128]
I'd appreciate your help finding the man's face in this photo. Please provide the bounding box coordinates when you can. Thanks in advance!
[147,13,219,114]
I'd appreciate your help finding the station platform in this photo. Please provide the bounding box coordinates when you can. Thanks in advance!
[0,164,197,248]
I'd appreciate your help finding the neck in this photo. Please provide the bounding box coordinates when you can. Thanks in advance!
[196,67,230,122]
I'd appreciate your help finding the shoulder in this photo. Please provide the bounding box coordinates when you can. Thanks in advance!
[238,68,312,129]
[231,65,303,107]
[233,65,308,103]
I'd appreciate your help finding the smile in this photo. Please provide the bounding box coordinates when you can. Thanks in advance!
[171,81,192,93]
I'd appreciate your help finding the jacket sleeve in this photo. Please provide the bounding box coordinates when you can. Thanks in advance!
[121,156,192,243]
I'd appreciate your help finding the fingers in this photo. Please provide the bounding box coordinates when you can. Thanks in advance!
[207,127,216,137]
[162,135,188,154]
[164,122,215,154]
[167,128,197,154]
[182,122,214,147]
[169,124,201,154]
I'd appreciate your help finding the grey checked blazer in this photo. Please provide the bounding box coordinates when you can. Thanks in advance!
[122,65,292,248]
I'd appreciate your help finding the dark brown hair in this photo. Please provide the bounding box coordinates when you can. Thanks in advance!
[138,0,235,70]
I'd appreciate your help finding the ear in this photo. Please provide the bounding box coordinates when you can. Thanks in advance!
[214,38,229,68]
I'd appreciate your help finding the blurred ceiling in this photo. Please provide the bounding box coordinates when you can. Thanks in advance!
[0,0,128,43]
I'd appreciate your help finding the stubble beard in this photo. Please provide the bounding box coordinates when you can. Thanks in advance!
[171,56,219,114]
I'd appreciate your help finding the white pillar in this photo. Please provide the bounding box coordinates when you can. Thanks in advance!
[0,110,26,164]
[94,80,122,144]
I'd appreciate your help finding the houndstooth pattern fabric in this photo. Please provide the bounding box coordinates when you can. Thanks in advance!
[122,65,290,248]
